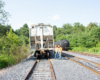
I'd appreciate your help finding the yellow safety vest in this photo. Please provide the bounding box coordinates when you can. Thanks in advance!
[58,47,62,53]
[55,48,58,53]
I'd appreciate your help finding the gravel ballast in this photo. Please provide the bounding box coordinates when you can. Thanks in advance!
[0,51,100,80]
[62,51,100,64]
[51,58,100,80]
[0,55,36,80]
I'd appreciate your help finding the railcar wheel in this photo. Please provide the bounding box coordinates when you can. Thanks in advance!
[47,52,50,58]
[36,52,38,58]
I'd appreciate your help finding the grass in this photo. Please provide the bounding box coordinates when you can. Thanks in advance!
[69,47,100,55]
[0,44,30,69]
[0,54,16,68]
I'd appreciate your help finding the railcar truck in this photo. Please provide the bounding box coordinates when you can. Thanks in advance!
[29,23,54,58]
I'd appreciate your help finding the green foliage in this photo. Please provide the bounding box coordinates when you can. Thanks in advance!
[0,29,30,69]
[0,24,12,38]
[1,20,100,69]
[19,35,29,44]
[96,42,100,47]
[54,22,100,55]
[0,0,10,24]
[0,54,16,68]
[62,23,72,34]
[72,22,85,33]
[87,22,98,30]
[15,23,29,37]
[54,22,100,48]
[23,23,28,28]
[71,47,100,55]
[53,25,57,39]
[0,1,30,69]
[0,29,21,55]
[0,44,30,68]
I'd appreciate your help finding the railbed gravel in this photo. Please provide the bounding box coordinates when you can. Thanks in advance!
[51,58,100,80]
[62,51,100,64]
[0,54,36,80]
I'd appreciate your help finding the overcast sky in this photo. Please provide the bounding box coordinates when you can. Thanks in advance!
[3,0,100,30]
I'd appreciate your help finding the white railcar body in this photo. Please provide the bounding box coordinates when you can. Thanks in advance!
[29,23,54,58]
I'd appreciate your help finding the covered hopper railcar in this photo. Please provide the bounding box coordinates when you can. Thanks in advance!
[29,23,54,58]
[54,39,69,50]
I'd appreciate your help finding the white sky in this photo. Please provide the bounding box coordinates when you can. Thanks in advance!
[3,0,100,30]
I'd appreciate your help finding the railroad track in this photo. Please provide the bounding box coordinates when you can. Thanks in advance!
[62,52,100,76]
[24,59,56,80]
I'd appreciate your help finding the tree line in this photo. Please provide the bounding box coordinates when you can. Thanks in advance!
[0,0,30,69]
[53,22,100,55]
[0,23,29,68]
[53,22,100,47]
[0,0,100,69]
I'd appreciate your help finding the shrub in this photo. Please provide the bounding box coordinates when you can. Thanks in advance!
[0,29,30,69]
[96,42,100,47]
[70,47,100,55]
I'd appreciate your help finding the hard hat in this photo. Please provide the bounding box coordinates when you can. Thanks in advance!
[55,45,57,47]
[58,45,60,48]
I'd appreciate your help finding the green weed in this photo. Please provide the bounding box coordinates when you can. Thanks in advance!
[71,47,100,55]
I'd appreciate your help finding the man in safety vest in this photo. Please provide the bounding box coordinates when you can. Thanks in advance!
[54,45,58,59]
[58,45,62,59]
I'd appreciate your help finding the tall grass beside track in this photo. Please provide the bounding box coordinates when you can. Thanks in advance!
[69,47,100,55]
[0,44,30,69]
[0,29,30,69]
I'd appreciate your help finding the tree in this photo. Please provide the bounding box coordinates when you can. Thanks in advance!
[0,0,10,24]
[96,42,100,47]
[0,24,11,38]
[53,25,57,39]
[72,22,80,33]
[72,23,85,33]
[0,29,21,55]
[73,22,80,28]
[23,23,28,28]
[19,35,29,44]
[15,23,29,37]
[62,23,72,34]
[79,24,85,32]
[87,22,98,30]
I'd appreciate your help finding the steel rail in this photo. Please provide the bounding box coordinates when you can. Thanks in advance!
[62,53,100,76]
[75,56,100,67]
[65,56,100,76]
[62,52,100,67]
[23,59,56,80]
[48,59,56,80]
[23,60,37,80]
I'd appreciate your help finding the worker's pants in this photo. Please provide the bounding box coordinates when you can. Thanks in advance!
[59,53,62,59]
[55,52,58,59]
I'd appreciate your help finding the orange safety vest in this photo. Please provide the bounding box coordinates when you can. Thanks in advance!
[58,47,62,53]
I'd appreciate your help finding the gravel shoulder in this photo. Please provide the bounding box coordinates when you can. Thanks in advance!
[0,65,15,75]
[51,58,100,80]
[0,54,36,80]
[62,51,100,64]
